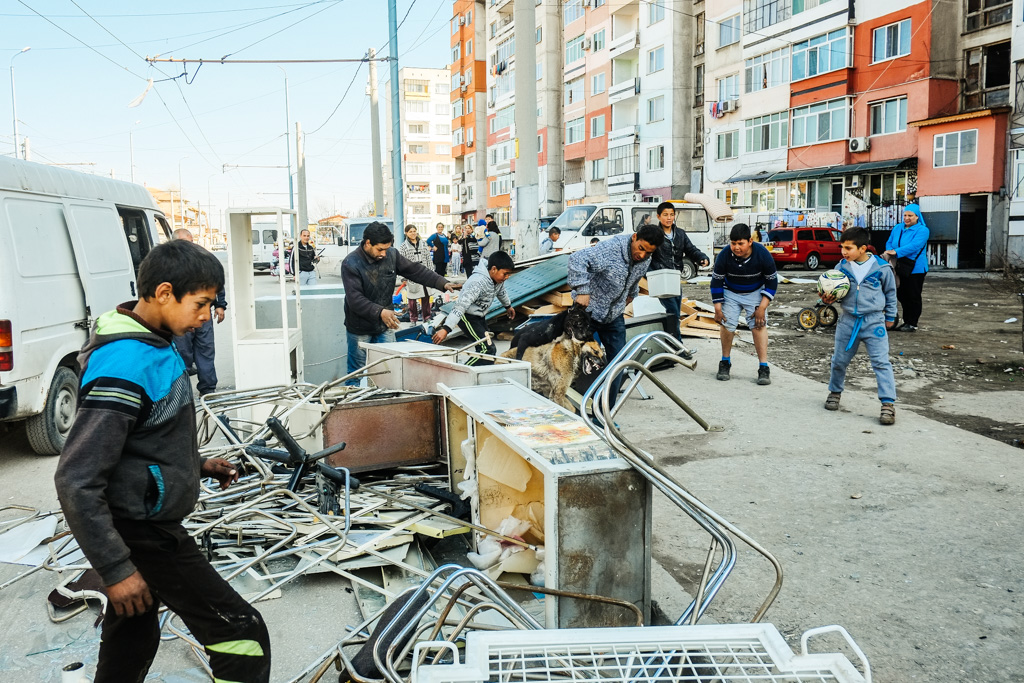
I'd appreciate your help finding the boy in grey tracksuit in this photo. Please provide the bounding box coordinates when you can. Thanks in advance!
[821,227,898,425]
[432,251,516,365]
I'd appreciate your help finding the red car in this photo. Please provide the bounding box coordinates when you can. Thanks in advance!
[765,227,875,270]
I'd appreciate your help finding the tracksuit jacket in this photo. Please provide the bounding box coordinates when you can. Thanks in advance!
[568,234,652,324]
[440,269,511,333]
[650,225,709,272]
[54,305,202,587]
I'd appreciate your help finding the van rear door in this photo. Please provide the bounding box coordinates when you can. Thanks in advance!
[63,201,136,318]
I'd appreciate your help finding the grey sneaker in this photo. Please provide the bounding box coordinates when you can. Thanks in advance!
[880,402,896,425]
[757,365,771,385]
[824,392,841,411]
[716,360,731,381]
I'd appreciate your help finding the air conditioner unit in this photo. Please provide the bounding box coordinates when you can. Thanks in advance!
[846,175,862,189]
[460,172,467,181]
[583,37,593,51]
[720,99,739,113]
[459,15,466,25]
[848,137,870,153]
[467,140,475,147]
[461,85,468,92]
[487,99,495,108]
[459,75,466,85]
[460,186,469,197]
[631,192,644,202]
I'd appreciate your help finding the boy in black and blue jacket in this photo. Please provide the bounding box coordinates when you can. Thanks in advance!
[821,227,898,425]
[54,240,271,683]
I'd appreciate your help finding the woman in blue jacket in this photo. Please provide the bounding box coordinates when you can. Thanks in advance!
[884,204,930,331]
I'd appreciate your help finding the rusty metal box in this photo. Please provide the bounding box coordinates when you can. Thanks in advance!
[323,394,444,473]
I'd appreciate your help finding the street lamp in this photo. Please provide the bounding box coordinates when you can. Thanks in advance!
[10,47,30,160]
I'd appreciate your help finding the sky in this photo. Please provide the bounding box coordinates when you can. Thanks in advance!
[0,0,450,225]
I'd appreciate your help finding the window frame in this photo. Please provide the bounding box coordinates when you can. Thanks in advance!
[647,45,665,74]
[592,71,607,95]
[790,97,848,147]
[591,114,606,139]
[566,35,586,64]
[792,28,851,82]
[933,129,979,168]
[719,15,741,48]
[716,130,740,160]
[871,19,912,64]
[565,116,586,145]
[647,95,666,123]
[868,96,908,136]
[647,145,666,171]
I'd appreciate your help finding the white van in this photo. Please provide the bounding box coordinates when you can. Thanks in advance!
[549,200,716,279]
[252,223,278,271]
[0,157,171,454]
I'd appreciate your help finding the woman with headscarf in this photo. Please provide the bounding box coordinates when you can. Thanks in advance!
[398,224,433,324]
[884,204,930,332]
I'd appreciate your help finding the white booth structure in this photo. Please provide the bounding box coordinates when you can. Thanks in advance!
[226,207,303,389]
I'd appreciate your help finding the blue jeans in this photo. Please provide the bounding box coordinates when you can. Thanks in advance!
[592,315,627,400]
[660,296,682,341]
[174,317,217,395]
[299,270,317,287]
[345,329,396,385]
[829,314,896,404]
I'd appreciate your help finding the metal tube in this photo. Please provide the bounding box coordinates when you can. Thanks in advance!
[387,0,403,225]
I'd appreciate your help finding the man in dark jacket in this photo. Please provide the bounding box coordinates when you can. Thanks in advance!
[650,202,710,341]
[342,222,458,382]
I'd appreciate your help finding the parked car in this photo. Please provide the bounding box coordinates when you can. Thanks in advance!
[0,156,171,454]
[765,227,875,270]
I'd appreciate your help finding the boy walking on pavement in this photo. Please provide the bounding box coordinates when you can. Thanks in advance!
[711,223,778,385]
[54,240,271,682]
[432,251,516,365]
[821,227,899,425]
[650,201,710,341]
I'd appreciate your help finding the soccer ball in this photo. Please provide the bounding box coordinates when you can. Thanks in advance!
[817,269,850,300]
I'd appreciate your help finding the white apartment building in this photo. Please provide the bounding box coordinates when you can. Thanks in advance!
[384,67,455,232]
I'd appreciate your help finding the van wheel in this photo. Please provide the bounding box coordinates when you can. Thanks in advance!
[679,259,697,281]
[805,253,821,270]
[26,367,78,455]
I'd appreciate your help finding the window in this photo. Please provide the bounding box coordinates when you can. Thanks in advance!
[566,117,586,144]
[966,0,1012,30]
[409,123,426,135]
[694,65,705,107]
[493,35,515,65]
[566,35,586,64]
[1012,149,1024,198]
[872,19,911,62]
[592,72,607,95]
[452,128,464,146]
[869,97,907,135]
[466,9,472,24]
[864,172,909,205]
[536,26,542,43]
[792,29,850,81]
[649,1,666,24]
[716,188,741,204]
[591,114,606,138]
[747,188,777,211]
[743,0,790,33]
[491,105,514,132]
[717,74,739,101]
[744,111,788,152]
[437,163,451,174]
[593,29,606,51]
[719,15,741,47]
[451,43,461,62]
[717,131,739,159]
[436,184,451,195]
[694,115,704,158]
[591,158,606,180]
[963,42,1011,109]
[452,16,460,35]
[647,96,665,123]
[408,143,428,154]
[408,162,430,175]
[789,180,832,209]
[538,134,543,153]
[695,12,706,54]
[647,46,665,74]
[584,208,624,236]
[464,69,472,85]
[436,204,451,214]
[436,104,448,115]
[490,174,513,196]
[793,0,836,12]
[451,73,461,91]
[466,98,473,113]
[537,62,543,80]
[406,79,428,93]
[609,145,638,175]
[436,144,451,155]
[565,0,584,24]
[594,0,605,6]
[466,39,473,55]
[791,98,847,146]
[934,130,978,167]
[565,77,584,105]
[434,83,447,95]
[647,145,665,170]
[745,48,789,93]
[452,99,464,118]
[490,21,496,38]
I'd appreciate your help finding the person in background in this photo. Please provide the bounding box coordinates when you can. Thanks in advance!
[291,228,320,287]
[449,227,463,276]
[479,221,502,268]
[397,225,434,324]
[426,222,449,277]
[589,237,600,247]
[711,223,778,386]
[460,223,480,277]
[342,223,458,382]
[170,229,226,397]
[884,205,929,332]
[432,251,516,365]
[649,201,710,342]
[540,227,561,254]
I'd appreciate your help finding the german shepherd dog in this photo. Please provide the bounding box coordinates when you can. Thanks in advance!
[502,305,604,410]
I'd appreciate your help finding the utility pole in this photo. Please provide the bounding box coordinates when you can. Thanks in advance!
[367,48,384,217]
[296,121,308,244]
[513,0,540,260]
[278,66,295,234]
[10,47,30,161]
[387,0,404,227]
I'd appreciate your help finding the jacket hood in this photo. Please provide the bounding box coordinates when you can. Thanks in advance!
[902,203,927,230]
[79,306,172,370]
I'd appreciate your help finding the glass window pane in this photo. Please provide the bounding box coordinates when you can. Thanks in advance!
[870,105,881,134]
[947,134,959,165]
[899,20,911,55]
[961,130,978,164]
[884,100,897,133]
[793,53,806,80]
[833,109,845,139]
[873,29,884,60]
[899,98,907,129]
[817,181,831,208]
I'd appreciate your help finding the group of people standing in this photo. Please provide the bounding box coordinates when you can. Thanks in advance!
[417,218,504,279]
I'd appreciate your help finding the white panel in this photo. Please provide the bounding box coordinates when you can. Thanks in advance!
[918,195,960,212]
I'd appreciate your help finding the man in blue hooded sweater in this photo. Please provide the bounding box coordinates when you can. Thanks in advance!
[885,204,930,332]
[821,227,898,425]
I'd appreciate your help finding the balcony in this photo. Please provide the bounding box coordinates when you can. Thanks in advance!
[608,30,640,59]
[607,171,639,191]
[609,77,640,104]
[609,124,640,144]
[565,182,586,201]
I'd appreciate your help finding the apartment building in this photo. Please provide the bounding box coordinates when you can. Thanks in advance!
[703,0,1010,267]
[1009,0,1024,261]
[383,67,455,233]
[451,1,488,225]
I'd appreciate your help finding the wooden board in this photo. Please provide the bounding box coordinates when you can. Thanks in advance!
[532,303,567,315]
[540,290,574,307]
[679,327,721,339]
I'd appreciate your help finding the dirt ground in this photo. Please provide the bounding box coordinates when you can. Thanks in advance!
[681,270,1024,448]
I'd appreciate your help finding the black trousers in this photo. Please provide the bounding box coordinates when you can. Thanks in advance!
[433,260,447,276]
[95,520,271,683]
[458,314,495,365]
[896,272,926,326]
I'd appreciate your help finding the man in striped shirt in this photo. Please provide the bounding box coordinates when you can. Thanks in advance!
[710,223,778,385]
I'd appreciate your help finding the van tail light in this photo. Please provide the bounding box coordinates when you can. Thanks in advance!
[0,320,12,372]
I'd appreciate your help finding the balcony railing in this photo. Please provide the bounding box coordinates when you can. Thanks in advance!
[609,77,640,104]
[609,30,640,58]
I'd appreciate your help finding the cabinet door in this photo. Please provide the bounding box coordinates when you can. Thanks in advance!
[64,201,136,318]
